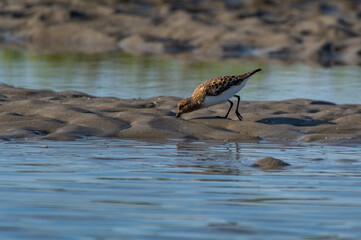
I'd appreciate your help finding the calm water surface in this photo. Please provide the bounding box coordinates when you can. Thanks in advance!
[0,139,361,239]
[0,49,361,239]
[0,49,360,104]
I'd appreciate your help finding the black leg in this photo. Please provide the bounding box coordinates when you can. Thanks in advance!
[223,100,234,118]
[234,95,243,121]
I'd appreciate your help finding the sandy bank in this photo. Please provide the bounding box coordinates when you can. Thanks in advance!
[0,0,360,66]
[0,84,360,143]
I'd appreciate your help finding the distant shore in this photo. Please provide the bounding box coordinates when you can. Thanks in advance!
[0,0,360,66]
[0,84,360,143]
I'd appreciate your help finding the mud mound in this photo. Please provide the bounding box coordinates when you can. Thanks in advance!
[0,84,360,143]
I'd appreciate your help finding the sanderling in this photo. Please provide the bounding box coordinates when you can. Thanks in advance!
[176,68,261,120]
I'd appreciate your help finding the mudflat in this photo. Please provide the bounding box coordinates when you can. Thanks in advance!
[0,0,360,66]
[0,84,360,143]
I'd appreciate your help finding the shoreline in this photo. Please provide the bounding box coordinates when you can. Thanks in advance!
[0,0,360,66]
[1,84,360,144]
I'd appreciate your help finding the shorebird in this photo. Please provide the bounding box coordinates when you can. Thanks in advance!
[176,68,261,120]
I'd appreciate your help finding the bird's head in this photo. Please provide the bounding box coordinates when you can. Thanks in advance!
[176,97,199,118]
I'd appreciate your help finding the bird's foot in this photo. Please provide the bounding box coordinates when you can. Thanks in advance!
[236,112,243,121]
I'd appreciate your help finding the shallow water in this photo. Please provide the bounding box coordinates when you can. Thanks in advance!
[0,139,360,239]
[0,49,360,104]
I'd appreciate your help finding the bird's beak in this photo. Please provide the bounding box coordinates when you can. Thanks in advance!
[176,113,181,118]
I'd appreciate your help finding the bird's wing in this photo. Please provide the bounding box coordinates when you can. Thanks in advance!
[192,68,262,100]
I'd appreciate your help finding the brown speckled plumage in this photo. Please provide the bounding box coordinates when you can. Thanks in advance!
[194,70,259,100]
[176,68,262,119]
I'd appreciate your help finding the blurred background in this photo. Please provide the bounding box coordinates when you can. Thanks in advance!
[0,0,360,102]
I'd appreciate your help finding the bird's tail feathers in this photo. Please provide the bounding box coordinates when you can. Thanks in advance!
[251,68,262,74]
[238,68,262,80]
